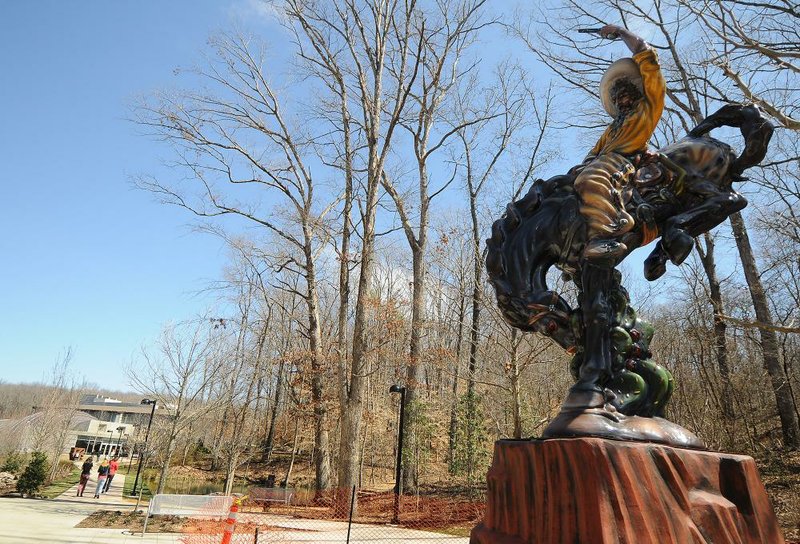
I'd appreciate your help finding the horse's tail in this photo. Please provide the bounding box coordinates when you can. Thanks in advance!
[485,178,577,350]
[689,104,775,180]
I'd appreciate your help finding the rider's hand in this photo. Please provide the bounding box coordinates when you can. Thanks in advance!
[599,24,622,39]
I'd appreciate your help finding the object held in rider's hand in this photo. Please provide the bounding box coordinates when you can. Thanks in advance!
[578,27,618,39]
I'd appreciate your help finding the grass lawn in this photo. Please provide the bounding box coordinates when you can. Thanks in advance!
[40,465,82,499]
[122,468,153,499]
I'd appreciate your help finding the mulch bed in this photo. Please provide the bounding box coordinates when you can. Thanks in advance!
[77,511,185,532]
[76,510,304,535]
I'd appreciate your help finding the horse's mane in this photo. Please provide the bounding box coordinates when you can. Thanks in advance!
[485,175,576,344]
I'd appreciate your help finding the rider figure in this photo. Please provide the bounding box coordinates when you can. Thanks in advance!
[575,25,666,261]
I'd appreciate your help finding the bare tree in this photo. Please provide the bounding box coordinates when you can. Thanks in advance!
[129,319,224,495]
[28,348,84,481]
[681,0,799,130]
[378,0,498,490]
[134,30,339,488]
[280,0,424,510]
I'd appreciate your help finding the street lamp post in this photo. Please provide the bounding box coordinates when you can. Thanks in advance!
[106,430,114,456]
[131,399,157,497]
[389,385,406,524]
[114,426,125,457]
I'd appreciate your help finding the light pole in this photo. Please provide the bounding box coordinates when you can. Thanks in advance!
[389,384,406,524]
[105,430,114,456]
[131,399,157,497]
[114,426,125,457]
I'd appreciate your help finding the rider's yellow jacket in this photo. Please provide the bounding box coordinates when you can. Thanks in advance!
[589,49,666,157]
[574,48,666,240]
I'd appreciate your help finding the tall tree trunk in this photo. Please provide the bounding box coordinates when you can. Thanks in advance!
[465,185,482,481]
[695,233,735,419]
[284,418,300,487]
[224,453,239,496]
[509,329,523,439]
[264,358,285,463]
[209,407,228,471]
[338,156,380,513]
[157,426,180,496]
[336,79,353,417]
[448,290,467,469]
[305,243,332,490]
[403,245,426,489]
[730,212,800,448]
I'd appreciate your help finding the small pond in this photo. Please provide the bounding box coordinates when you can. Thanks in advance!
[144,475,251,496]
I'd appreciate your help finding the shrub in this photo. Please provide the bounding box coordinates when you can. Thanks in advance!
[17,452,49,497]
[1,451,25,474]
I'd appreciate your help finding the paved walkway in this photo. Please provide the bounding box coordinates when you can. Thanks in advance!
[0,467,178,543]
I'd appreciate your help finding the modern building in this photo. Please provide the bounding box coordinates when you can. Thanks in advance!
[0,395,164,459]
[0,410,130,457]
[73,395,159,456]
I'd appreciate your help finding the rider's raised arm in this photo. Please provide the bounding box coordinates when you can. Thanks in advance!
[631,49,666,141]
[585,26,665,157]
[600,25,648,55]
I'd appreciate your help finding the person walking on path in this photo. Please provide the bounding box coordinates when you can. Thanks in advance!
[93,459,110,498]
[103,457,119,493]
[76,457,93,497]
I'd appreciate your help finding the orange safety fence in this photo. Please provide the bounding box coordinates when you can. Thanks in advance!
[179,487,485,543]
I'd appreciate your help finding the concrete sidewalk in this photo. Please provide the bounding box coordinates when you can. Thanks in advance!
[0,469,178,543]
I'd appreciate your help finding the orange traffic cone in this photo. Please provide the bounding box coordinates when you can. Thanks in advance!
[220,498,241,544]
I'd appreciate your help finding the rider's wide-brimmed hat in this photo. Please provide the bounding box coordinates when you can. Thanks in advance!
[600,58,644,117]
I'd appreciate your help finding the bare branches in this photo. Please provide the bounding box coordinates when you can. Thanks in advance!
[678,0,800,129]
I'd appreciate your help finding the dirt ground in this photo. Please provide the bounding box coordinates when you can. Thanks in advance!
[76,510,304,535]
[77,511,185,533]
[238,486,482,537]
[758,451,800,543]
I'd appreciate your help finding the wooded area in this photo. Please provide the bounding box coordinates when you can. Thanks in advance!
[2,0,798,521]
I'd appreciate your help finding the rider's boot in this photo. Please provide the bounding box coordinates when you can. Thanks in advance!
[643,242,668,281]
[583,238,628,262]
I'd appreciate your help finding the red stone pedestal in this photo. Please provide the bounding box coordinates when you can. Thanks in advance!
[471,438,784,544]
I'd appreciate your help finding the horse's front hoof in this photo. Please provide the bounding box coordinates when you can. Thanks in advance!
[643,252,667,281]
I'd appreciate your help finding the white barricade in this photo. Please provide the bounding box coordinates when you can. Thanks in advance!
[250,487,294,506]
[143,494,234,536]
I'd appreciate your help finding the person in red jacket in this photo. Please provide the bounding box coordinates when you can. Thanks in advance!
[103,457,119,493]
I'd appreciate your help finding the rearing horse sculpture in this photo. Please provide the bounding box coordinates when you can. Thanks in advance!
[486,104,773,447]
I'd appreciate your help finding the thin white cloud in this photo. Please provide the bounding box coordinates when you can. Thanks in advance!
[229,0,289,25]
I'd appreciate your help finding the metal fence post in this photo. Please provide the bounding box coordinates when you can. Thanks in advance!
[346,485,356,544]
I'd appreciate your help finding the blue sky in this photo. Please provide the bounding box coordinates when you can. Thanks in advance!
[0,1,745,391]
[0,1,278,389]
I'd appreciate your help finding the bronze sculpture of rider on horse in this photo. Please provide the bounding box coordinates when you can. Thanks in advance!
[485,24,774,448]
